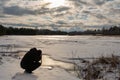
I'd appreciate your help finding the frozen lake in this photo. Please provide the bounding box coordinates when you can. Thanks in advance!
[0,35,120,61]
[0,35,120,80]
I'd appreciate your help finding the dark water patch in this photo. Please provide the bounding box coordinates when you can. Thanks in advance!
[0,50,27,54]
[0,50,27,59]
[0,44,22,48]
[0,56,3,65]
[112,42,120,44]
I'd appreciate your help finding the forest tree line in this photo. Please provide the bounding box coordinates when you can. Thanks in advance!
[0,24,120,35]
[0,25,67,35]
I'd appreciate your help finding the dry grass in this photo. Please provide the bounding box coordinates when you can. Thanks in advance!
[92,55,120,67]
[74,55,120,80]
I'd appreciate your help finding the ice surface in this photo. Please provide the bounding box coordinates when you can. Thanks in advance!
[0,35,120,80]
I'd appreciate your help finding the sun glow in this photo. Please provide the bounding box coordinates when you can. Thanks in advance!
[45,0,65,8]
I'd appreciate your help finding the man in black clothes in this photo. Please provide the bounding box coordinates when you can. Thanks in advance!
[20,48,42,73]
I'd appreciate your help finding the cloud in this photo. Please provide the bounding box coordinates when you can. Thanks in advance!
[92,0,106,5]
[3,6,35,16]
[0,0,120,31]
[2,4,70,17]
[56,20,67,24]
[67,0,91,7]
[0,0,9,5]
[36,6,70,17]
[54,6,70,12]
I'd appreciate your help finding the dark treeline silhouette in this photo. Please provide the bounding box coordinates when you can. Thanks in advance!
[0,25,67,35]
[69,26,120,35]
[0,24,120,35]
[102,26,120,35]
[0,25,6,35]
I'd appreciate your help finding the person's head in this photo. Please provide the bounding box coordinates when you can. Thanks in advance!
[38,50,42,53]
[29,48,42,57]
[37,50,42,56]
[30,48,37,52]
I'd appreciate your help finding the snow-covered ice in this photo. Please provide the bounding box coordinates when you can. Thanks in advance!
[0,35,120,80]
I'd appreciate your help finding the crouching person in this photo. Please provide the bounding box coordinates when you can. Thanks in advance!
[20,48,42,73]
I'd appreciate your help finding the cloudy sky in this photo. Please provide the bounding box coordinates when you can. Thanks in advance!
[0,0,120,31]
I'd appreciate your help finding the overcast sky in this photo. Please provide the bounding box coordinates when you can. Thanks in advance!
[0,0,120,31]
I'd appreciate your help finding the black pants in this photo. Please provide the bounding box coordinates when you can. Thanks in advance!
[21,62,41,72]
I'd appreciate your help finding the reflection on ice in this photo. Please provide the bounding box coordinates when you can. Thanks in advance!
[37,35,68,40]
[42,55,74,70]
